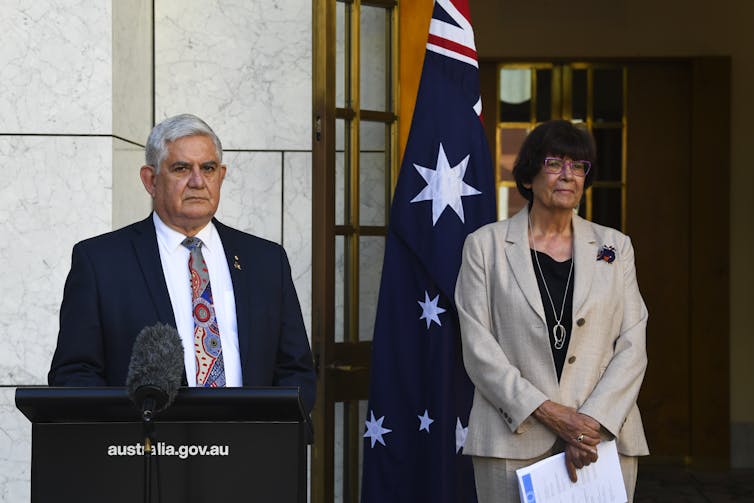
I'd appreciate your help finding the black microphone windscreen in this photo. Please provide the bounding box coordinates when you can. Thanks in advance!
[126,323,184,414]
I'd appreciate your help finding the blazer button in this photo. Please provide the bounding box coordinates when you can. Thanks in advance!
[507,417,512,424]
[576,318,585,327]
[568,356,576,364]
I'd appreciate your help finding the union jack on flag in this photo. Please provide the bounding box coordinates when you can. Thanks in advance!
[361,1,496,501]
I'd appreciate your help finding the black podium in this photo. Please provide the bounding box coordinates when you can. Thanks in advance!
[16,387,311,503]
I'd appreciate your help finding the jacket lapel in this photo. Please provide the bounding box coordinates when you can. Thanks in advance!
[571,214,596,315]
[214,220,253,369]
[131,214,176,325]
[505,206,547,324]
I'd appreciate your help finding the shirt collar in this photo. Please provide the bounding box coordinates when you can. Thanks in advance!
[153,212,217,254]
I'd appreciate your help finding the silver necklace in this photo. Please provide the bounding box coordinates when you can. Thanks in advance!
[528,214,574,350]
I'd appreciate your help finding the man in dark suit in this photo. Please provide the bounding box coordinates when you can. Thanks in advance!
[48,113,316,412]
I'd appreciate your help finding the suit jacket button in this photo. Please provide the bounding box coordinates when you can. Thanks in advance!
[568,356,576,364]
[576,318,585,327]
[507,417,512,423]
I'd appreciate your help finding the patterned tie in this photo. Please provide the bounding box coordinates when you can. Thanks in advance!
[182,237,226,387]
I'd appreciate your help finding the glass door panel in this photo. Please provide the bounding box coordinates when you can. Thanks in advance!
[313,1,398,502]
[496,63,627,230]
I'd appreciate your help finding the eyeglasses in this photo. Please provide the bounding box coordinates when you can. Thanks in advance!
[543,157,591,177]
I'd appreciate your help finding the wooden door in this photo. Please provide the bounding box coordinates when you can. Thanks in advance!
[626,60,730,465]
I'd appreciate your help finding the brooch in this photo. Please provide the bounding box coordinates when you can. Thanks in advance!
[596,245,616,263]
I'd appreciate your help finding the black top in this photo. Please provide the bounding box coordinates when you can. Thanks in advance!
[530,249,574,380]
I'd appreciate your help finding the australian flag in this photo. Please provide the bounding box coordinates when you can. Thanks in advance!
[361,1,496,501]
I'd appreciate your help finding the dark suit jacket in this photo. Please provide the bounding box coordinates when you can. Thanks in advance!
[48,215,316,412]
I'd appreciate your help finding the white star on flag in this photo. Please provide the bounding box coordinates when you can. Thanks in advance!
[410,142,482,225]
[364,411,392,448]
[418,291,446,329]
[418,409,434,433]
[455,417,468,453]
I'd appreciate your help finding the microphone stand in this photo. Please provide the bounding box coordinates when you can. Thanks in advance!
[142,398,157,503]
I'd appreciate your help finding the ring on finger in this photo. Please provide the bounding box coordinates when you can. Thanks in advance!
[576,433,584,442]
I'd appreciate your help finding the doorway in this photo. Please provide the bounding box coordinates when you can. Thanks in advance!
[480,58,731,465]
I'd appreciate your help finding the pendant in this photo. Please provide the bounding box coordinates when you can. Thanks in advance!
[552,323,566,350]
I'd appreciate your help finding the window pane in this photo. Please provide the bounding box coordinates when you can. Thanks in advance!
[336,119,347,226]
[536,69,552,122]
[360,119,385,151]
[594,68,623,123]
[499,68,531,122]
[336,1,346,109]
[359,152,386,226]
[498,127,528,182]
[571,69,587,121]
[498,185,527,221]
[334,401,344,503]
[359,236,385,341]
[335,235,345,343]
[336,116,346,152]
[593,128,622,182]
[360,5,388,111]
[360,121,387,226]
[592,187,622,229]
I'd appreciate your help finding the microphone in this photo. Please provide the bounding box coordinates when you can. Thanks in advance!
[126,323,184,421]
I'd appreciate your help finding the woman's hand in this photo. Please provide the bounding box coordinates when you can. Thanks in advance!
[564,443,598,482]
[533,400,601,480]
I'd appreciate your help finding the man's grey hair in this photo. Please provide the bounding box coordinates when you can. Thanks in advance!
[145,114,223,172]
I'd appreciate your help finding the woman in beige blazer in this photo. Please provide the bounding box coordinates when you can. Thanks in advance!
[456,120,648,502]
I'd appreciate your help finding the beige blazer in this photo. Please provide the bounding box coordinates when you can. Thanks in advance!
[456,205,649,460]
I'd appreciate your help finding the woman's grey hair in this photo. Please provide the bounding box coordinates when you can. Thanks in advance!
[145,114,223,172]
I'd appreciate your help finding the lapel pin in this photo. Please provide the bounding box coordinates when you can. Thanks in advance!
[233,255,242,270]
[596,245,616,264]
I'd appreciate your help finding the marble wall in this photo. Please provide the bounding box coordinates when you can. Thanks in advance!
[0,0,313,500]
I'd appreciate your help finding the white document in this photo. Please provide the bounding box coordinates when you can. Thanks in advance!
[515,439,627,503]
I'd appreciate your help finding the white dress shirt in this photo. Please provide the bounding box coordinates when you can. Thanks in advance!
[153,212,242,386]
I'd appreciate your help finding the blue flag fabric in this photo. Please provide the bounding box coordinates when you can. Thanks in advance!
[361,1,497,501]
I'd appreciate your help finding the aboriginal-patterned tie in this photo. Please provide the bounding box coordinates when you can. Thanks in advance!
[182,237,226,387]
